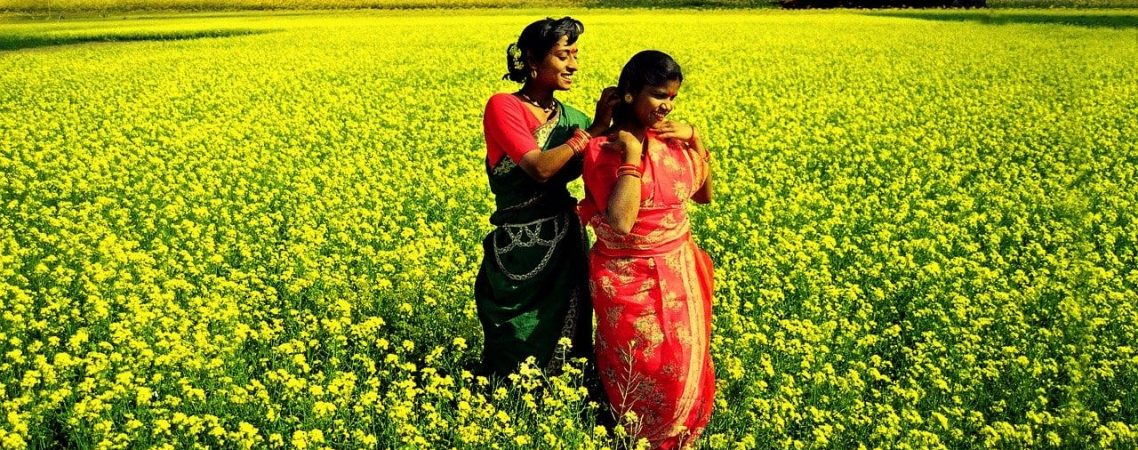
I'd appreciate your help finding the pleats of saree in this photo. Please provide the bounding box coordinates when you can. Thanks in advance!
[590,237,715,449]
[580,133,716,449]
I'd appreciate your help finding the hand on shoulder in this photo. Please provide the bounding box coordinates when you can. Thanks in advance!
[650,120,696,142]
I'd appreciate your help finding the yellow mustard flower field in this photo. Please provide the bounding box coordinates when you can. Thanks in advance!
[1,8,1136,449]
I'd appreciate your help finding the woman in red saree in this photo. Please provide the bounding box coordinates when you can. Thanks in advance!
[578,51,715,449]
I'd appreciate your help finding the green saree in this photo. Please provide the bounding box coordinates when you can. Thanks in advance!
[474,100,593,377]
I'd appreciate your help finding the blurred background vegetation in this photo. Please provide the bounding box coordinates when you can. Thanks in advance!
[3,0,1138,15]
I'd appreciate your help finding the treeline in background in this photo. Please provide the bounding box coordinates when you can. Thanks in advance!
[3,0,1138,13]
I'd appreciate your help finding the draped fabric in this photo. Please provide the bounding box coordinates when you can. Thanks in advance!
[579,130,715,449]
[474,94,593,377]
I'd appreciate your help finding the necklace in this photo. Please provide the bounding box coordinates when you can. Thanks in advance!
[518,91,554,114]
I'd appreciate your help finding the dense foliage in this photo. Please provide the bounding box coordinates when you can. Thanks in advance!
[1,9,1136,449]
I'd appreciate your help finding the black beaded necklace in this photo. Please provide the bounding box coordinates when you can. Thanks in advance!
[517,91,554,114]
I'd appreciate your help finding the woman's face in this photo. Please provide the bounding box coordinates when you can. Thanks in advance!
[629,80,681,128]
[530,36,579,91]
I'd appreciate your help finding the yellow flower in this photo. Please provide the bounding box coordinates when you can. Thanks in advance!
[313,401,336,417]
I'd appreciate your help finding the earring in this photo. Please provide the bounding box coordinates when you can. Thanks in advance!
[623,94,634,103]
[530,69,537,79]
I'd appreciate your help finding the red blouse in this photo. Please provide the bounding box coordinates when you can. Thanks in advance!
[483,93,542,167]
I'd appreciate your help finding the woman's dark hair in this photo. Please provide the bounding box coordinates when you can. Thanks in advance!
[613,50,684,124]
[503,17,584,83]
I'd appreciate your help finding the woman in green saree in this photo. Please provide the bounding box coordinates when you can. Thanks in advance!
[475,16,616,377]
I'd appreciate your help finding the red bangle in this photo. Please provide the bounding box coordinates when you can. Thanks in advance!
[616,163,642,179]
[567,128,590,157]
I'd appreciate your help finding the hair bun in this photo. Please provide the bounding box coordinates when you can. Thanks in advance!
[503,43,527,82]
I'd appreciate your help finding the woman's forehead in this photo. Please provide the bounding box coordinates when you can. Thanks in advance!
[648,80,682,94]
[550,36,578,52]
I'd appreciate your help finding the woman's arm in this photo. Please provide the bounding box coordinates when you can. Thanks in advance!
[517,137,584,183]
[604,131,644,235]
[692,169,713,204]
[485,94,588,184]
[518,87,615,183]
[690,131,713,204]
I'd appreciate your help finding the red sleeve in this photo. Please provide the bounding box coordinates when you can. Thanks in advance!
[483,94,539,166]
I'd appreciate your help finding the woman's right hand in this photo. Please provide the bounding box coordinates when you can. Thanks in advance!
[592,86,618,127]
[601,130,643,163]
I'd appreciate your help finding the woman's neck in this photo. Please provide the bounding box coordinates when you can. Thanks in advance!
[613,119,648,142]
[519,84,555,106]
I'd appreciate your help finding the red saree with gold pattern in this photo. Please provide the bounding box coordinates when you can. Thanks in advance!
[578,130,715,449]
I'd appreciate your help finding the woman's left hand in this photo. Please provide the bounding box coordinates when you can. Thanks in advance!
[651,120,696,142]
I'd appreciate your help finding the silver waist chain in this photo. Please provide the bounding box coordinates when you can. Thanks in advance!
[492,213,570,281]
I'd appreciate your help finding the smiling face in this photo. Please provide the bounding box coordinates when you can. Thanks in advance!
[628,79,681,128]
[530,35,579,91]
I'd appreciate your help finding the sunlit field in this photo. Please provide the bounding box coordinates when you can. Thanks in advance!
[1,7,1136,449]
[4,0,1138,11]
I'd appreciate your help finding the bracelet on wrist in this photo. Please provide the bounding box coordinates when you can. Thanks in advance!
[616,163,643,179]
[567,128,590,158]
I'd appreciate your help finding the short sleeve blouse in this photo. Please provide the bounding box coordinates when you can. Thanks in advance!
[483,93,542,167]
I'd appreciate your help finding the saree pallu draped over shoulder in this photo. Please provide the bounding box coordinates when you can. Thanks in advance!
[579,131,715,450]
[475,95,593,377]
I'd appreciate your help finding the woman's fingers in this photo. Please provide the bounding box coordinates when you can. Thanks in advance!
[653,121,694,141]
[599,87,618,107]
[596,86,619,109]
[606,87,620,106]
[652,121,675,133]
